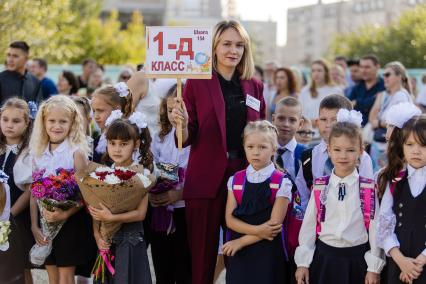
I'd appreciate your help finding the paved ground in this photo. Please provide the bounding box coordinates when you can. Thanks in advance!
[31,248,226,283]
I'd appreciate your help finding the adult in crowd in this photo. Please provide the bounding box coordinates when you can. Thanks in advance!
[344,59,361,97]
[0,41,42,105]
[77,58,97,89]
[57,70,79,96]
[31,58,58,99]
[299,59,342,125]
[170,20,265,284]
[86,66,104,98]
[269,67,299,116]
[334,55,353,87]
[368,61,413,171]
[348,54,385,126]
[262,61,277,109]
[117,67,135,83]
[330,63,347,90]
[127,71,160,136]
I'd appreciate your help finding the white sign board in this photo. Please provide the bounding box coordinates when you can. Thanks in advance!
[145,26,212,78]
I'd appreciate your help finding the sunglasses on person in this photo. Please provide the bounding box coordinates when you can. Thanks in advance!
[383,72,393,78]
[297,130,315,137]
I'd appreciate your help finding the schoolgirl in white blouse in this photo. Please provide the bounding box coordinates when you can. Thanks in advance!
[295,110,384,284]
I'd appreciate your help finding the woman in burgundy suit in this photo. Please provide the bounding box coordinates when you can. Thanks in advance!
[171,20,266,284]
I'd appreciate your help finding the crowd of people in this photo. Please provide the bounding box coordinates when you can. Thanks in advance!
[0,19,425,284]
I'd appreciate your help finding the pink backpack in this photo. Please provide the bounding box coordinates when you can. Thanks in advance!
[230,169,302,258]
[231,169,284,205]
[312,175,376,235]
[390,170,406,196]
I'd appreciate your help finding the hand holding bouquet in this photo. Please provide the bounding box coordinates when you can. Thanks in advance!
[0,221,11,251]
[149,162,185,234]
[75,162,155,282]
[29,168,81,265]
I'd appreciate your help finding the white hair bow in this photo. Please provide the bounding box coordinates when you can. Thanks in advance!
[95,134,107,154]
[105,110,148,133]
[114,82,129,98]
[385,102,421,129]
[336,109,363,127]
[128,112,148,130]
[105,110,123,128]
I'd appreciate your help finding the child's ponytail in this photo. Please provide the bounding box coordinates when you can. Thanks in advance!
[138,127,154,172]
[377,127,405,198]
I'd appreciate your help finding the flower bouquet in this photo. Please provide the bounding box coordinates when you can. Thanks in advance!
[75,162,155,282]
[150,162,185,234]
[29,168,81,265]
[0,220,11,251]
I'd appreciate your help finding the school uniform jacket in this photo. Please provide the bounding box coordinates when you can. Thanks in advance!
[179,71,265,199]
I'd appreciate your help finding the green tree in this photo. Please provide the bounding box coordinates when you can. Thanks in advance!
[329,5,426,68]
[0,0,102,63]
[0,1,146,64]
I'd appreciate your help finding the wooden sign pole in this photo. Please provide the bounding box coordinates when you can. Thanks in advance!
[177,78,183,149]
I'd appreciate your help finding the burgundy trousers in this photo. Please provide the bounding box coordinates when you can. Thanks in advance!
[185,158,245,284]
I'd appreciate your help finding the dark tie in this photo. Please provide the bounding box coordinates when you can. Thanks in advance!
[338,182,346,201]
[324,157,334,176]
[276,148,287,170]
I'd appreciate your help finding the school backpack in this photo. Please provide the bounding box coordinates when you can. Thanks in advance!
[230,168,302,258]
[301,148,314,190]
[389,170,406,196]
[311,175,376,235]
[286,143,306,256]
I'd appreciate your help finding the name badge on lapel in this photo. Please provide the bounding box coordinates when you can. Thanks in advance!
[246,94,260,112]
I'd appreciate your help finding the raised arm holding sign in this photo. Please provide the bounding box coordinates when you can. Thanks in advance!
[149,21,265,284]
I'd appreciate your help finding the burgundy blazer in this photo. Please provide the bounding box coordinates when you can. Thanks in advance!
[181,72,265,199]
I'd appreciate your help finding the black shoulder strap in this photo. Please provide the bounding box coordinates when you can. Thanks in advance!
[301,148,313,190]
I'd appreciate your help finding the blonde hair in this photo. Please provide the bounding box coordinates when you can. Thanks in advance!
[92,85,134,118]
[384,61,412,94]
[29,95,90,157]
[212,20,254,80]
[243,120,279,150]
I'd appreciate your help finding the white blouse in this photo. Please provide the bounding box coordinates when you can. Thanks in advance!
[33,140,79,175]
[377,165,426,256]
[13,148,32,191]
[151,129,190,208]
[227,163,293,202]
[300,85,343,121]
[295,140,374,210]
[294,169,385,273]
